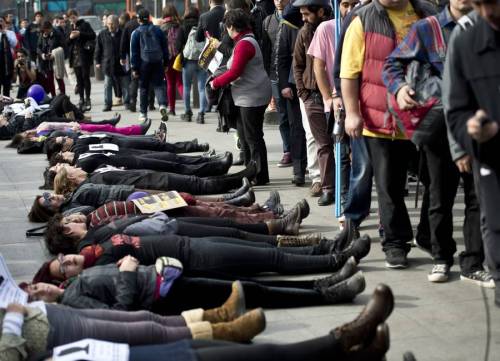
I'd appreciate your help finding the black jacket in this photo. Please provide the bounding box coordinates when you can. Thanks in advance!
[95,28,126,76]
[0,33,14,78]
[60,182,135,213]
[23,22,41,61]
[67,19,96,68]
[37,30,65,74]
[445,15,500,170]
[277,20,300,92]
[60,264,157,310]
[120,18,139,60]
[195,5,225,42]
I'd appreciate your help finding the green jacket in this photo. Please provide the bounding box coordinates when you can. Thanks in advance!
[0,307,49,361]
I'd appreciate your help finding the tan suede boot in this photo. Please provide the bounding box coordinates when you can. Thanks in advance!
[277,233,322,247]
[187,321,213,340]
[212,308,266,343]
[202,281,246,323]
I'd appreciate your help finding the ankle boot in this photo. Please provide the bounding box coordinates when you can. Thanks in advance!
[222,177,251,201]
[346,323,390,361]
[187,321,213,340]
[212,308,266,343]
[202,281,246,323]
[233,151,245,166]
[314,256,358,289]
[282,200,309,224]
[277,233,322,247]
[339,235,371,263]
[332,284,394,352]
[266,207,301,235]
[319,271,365,304]
[262,190,284,215]
[224,190,255,206]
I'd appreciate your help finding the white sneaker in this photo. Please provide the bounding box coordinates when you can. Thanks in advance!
[428,264,450,282]
[460,270,495,288]
[139,113,147,121]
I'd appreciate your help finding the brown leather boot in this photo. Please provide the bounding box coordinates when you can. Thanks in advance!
[346,323,390,361]
[266,207,301,235]
[212,308,266,343]
[332,284,394,352]
[203,281,246,323]
[277,233,322,247]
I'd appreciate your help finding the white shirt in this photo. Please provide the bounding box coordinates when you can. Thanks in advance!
[0,30,18,50]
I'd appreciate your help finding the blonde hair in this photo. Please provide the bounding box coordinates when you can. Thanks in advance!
[54,167,77,195]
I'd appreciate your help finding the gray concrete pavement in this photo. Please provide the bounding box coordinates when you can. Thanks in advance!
[1,80,499,361]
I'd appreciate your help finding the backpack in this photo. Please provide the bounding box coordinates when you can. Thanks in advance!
[183,27,205,61]
[162,22,181,60]
[138,24,163,63]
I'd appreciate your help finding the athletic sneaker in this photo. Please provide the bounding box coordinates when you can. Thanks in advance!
[460,270,495,288]
[428,264,450,282]
[385,248,408,269]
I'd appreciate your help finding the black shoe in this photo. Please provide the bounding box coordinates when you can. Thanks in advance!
[385,248,409,269]
[102,105,112,112]
[224,189,255,206]
[140,118,152,135]
[107,113,121,126]
[318,191,334,206]
[196,112,205,124]
[160,107,169,122]
[129,103,137,112]
[340,235,371,263]
[199,143,210,152]
[181,111,193,122]
[314,256,358,289]
[262,190,284,216]
[292,176,305,186]
[319,271,366,303]
[78,99,85,111]
[219,152,233,173]
[331,218,360,253]
[222,177,251,201]
[149,105,156,111]
[84,98,91,111]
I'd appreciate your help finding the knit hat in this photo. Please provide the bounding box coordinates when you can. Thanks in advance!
[32,259,57,284]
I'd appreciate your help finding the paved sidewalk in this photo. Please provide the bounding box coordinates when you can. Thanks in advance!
[0,81,498,361]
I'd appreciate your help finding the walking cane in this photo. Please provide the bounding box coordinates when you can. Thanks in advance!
[333,0,342,218]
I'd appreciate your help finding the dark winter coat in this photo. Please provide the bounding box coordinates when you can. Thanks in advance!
[67,19,96,68]
[95,28,126,76]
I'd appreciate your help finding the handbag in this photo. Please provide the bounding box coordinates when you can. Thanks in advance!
[387,16,446,146]
[173,53,183,72]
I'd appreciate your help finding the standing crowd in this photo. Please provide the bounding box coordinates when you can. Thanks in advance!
[0,0,499,358]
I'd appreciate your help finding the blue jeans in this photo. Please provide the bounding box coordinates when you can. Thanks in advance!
[182,60,208,113]
[104,75,130,107]
[343,136,373,226]
[139,62,167,115]
[271,80,291,153]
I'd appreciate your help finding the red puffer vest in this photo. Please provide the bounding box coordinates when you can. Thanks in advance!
[356,0,436,135]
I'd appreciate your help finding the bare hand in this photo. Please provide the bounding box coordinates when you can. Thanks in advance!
[467,110,499,143]
[6,304,27,315]
[332,97,343,111]
[120,59,127,66]
[95,64,101,69]
[345,112,364,138]
[396,85,419,110]
[281,87,294,99]
[132,71,139,79]
[69,30,80,39]
[455,155,471,173]
[117,255,139,272]
[209,81,215,89]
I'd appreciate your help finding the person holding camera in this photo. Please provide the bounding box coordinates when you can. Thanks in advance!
[37,21,65,97]
[14,48,36,99]
[0,16,18,96]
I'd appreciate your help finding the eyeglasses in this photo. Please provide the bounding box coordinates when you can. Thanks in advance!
[41,192,52,208]
[57,253,66,278]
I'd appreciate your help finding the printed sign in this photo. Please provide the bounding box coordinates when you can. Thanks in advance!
[53,339,129,361]
[133,191,188,214]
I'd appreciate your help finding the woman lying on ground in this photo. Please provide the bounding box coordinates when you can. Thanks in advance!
[42,203,310,255]
[3,284,394,361]
[35,214,372,277]
[44,132,209,161]
[31,254,365,311]
[48,149,234,175]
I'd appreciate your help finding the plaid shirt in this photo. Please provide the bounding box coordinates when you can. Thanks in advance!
[382,7,456,95]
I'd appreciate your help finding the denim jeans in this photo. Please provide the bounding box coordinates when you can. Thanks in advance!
[182,60,208,113]
[343,136,373,226]
[104,75,130,107]
[139,62,167,115]
[271,80,290,153]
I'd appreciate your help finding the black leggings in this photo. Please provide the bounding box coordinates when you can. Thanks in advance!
[151,275,327,315]
[74,65,91,100]
[176,220,276,245]
[177,217,269,234]
[136,236,337,277]
[128,335,344,361]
